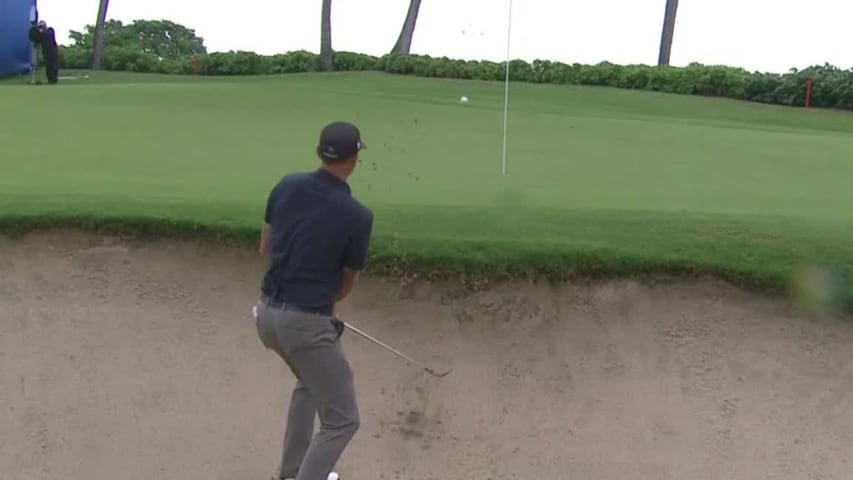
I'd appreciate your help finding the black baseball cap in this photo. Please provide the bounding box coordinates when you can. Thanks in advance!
[317,121,366,162]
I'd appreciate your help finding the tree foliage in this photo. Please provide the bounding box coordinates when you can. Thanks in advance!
[57,20,853,111]
[67,19,207,68]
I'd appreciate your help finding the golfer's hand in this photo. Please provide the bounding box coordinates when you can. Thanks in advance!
[331,317,345,339]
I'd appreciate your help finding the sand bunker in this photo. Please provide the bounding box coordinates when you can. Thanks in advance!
[1,230,852,480]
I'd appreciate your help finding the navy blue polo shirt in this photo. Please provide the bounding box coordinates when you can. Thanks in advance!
[260,168,374,312]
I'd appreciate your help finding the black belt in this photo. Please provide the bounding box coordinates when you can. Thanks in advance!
[260,295,333,316]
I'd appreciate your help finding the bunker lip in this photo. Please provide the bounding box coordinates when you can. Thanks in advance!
[3,216,846,314]
[2,229,852,480]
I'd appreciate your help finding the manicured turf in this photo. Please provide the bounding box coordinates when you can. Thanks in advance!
[2,70,852,308]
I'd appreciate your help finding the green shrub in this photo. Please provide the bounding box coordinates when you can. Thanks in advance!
[58,45,90,69]
[331,51,383,71]
[205,50,267,75]
[55,46,853,111]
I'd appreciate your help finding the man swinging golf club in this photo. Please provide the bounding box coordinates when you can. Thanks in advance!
[255,121,373,480]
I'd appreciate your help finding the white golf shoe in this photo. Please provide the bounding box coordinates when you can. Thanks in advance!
[278,472,340,480]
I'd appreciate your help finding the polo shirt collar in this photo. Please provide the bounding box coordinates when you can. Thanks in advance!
[314,168,351,194]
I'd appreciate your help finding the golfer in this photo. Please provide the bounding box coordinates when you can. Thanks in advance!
[255,121,373,480]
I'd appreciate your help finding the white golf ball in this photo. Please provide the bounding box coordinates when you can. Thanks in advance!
[460,95,469,104]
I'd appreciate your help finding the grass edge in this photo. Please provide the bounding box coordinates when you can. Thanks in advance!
[3,213,849,315]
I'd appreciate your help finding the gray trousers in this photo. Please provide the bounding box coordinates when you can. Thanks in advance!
[255,301,360,480]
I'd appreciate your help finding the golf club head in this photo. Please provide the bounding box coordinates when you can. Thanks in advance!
[427,367,453,378]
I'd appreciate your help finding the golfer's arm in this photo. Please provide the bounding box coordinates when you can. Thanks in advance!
[335,268,358,302]
[335,215,372,303]
[259,223,272,256]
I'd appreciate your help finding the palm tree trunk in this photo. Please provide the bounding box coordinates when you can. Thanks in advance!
[92,0,110,69]
[657,0,679,66]
[390,0,423,55]
[319,0,333,71]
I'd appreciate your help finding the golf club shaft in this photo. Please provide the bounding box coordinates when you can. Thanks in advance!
[342,321,447,376]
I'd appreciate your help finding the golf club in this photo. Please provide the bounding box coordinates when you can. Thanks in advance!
[342,320,452,378]
[29,3,38,84]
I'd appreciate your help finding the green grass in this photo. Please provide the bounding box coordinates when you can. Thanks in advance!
[2,70,852,310]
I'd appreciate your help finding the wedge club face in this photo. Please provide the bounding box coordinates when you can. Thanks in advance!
[426,367,453,378]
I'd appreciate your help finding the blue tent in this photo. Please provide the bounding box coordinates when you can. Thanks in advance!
[0,0,39,77]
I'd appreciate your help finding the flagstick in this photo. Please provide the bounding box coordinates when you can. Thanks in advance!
[501,0,513,176]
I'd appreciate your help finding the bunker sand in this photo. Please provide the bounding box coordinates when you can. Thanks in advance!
[1,231,851,480]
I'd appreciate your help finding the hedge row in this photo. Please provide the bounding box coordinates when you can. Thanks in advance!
[59,46,853,110]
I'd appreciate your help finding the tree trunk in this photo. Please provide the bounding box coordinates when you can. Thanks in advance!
[390,0,423,55]
[657,0,679,66]
[319,0,333,71]
[92,0,110,69]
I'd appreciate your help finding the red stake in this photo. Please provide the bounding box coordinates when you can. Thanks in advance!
[805,76,813,108]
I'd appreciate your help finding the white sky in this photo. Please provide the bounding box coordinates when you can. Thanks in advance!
[35,0,851,73]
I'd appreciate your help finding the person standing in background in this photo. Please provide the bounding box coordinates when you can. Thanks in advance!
[28,20,59,84]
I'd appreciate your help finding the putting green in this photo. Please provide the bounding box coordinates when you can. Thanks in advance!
[2,71,851,308]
